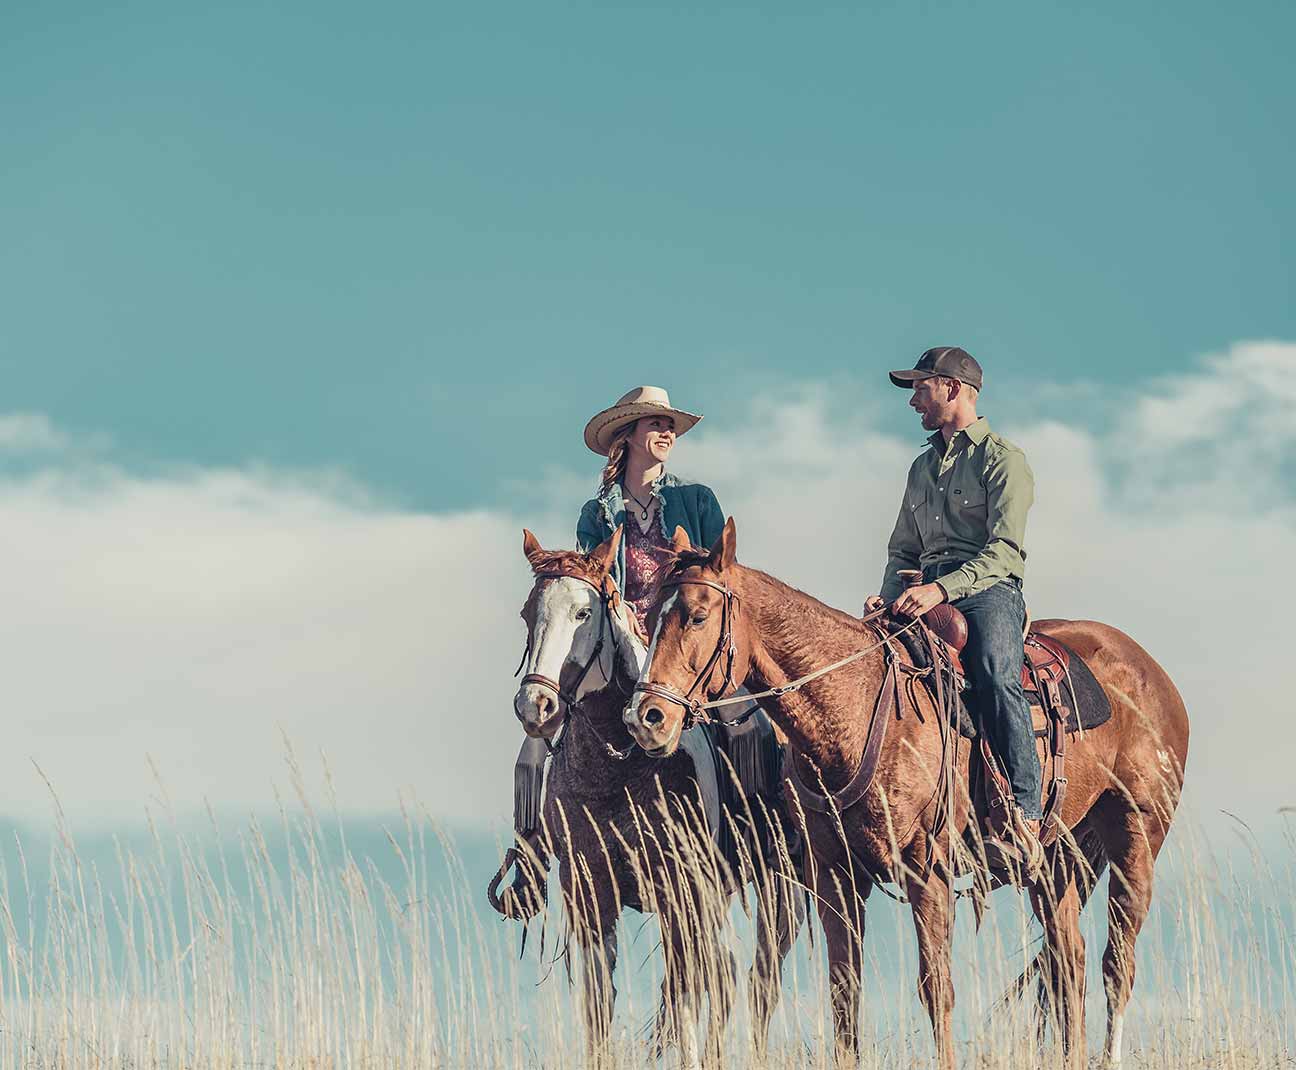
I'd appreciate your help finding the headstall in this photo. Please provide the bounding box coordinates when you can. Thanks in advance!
[516,569,634,759]
[630,576,740,731]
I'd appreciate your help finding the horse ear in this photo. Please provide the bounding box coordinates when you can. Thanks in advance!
[522,529,545,567]
[670,526,692,554]
[587,524,623,576]
[707,517,737,572]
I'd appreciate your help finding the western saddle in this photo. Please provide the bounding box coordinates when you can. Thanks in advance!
[919,602,1073,848]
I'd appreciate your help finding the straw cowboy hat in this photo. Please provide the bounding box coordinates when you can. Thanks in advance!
[583,386,703,456]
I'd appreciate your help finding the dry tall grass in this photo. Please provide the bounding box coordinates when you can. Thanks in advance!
[0,767,1291,1069]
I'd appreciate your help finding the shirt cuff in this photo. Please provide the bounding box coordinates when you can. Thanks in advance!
[935,573,971,603]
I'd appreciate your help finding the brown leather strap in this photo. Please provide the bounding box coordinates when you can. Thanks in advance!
[520,672,563,696]
[785,656,898,814]
[1038,698,1069,847]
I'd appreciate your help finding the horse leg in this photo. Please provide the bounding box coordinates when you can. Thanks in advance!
[750,881,804,1059]
[706,941,738,1067]
[1029,859,1087,1069]
[573,919,618,1064]
[562,853,621,1065]
[1099,801,1169,1068]
[905,863,955,1070]
[816,864,868,1066]
[655,915,707,1070]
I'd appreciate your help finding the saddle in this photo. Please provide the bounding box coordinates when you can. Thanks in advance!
[897,604,1104,849]
[922,604,1073,712]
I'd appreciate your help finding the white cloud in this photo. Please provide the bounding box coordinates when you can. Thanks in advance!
[0,412,71,452]
[1132,339,1296,449]
[0,462,571,825]
[1,341,1292,828]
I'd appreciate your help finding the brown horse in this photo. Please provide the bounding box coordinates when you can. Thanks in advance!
[624,519,1189,1069]
[509,527,802,1066]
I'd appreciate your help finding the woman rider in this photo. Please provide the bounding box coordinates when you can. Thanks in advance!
[576,386,723,629]
[509,387,729,870]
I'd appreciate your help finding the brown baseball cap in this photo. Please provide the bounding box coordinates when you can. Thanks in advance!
[889,346,983,391]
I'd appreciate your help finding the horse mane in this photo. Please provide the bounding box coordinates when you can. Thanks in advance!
[663,547,876,640]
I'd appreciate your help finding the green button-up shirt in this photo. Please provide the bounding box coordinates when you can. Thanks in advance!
[879,416,1034,604]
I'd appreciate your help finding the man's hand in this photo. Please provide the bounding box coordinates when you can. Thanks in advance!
[892,581,947,619]
[862,595,886,616]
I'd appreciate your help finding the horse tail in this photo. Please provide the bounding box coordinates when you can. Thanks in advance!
[991,819,1110,1021]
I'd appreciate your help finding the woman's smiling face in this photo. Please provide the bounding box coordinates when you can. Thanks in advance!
[627,415,676,465]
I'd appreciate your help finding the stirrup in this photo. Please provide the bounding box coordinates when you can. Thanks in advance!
[486,838,549,919]
[981,808,1044,886]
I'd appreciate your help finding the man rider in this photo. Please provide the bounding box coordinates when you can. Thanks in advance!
[864,346,1044,879]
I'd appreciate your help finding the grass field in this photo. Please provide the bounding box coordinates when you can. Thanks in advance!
[0,772,1292,1069]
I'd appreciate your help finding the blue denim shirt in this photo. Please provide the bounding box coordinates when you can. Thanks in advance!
[575,473,725,593]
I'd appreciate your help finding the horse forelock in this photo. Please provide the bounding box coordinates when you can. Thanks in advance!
[664,547,713,576]
[528,548,602,581]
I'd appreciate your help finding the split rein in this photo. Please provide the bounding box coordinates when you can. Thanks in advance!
[631,577,925,731]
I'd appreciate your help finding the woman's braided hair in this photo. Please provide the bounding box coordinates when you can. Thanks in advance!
[599,422,636,491]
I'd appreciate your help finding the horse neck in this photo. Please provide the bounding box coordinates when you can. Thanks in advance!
[734,565,890,780]
[558,684,651,781]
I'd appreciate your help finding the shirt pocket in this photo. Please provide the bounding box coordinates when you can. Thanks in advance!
[951,481,988,527]
[909,487,933,538]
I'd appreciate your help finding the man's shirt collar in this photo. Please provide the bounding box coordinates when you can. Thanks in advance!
[928,416,991,453]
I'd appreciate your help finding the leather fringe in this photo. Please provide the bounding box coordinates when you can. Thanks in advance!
[721,707,771,801]
[513,736,549,836]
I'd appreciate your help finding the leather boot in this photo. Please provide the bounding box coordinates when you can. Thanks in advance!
[983,806,1045,886]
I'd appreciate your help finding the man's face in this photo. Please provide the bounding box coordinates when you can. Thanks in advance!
[909,376,954,430]
[627,415,676,464]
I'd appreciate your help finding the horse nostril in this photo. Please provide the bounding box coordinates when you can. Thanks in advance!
[537,693,555,719]
[643,706,664,727]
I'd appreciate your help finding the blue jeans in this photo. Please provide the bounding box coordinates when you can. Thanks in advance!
[925,569,1042,818]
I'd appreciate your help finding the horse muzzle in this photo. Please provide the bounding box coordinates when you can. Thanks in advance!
[623,690,684,756]
[514,683,563,739]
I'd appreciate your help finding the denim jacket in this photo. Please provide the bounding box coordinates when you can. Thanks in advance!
[575,472,725,593]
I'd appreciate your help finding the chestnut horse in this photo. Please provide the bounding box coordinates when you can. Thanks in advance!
[624,520,1189,1070]
[509,527,802,1066]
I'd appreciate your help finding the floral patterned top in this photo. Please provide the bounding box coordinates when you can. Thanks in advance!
[623,515,673,633]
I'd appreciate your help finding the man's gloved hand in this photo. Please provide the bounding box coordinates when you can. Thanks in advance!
[863,595,886,616]
[892,581,947,619]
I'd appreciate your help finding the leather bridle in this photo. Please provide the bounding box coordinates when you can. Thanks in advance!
[516,570,635,759]
[631,576,740,731]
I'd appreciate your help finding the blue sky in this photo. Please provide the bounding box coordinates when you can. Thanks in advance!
[0,2,1293,827]
[3,0,1293,509]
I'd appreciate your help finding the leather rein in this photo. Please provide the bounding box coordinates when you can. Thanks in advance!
[516,570,637,760]
[631,576,922,734]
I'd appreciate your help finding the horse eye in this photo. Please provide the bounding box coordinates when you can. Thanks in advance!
[690,613,709,626]
[575,608,592,622]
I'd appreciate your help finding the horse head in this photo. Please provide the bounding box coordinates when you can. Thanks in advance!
[624,517,754,756]
[513,525,645,740]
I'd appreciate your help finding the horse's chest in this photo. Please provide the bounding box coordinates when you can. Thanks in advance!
[545,763,706,869]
